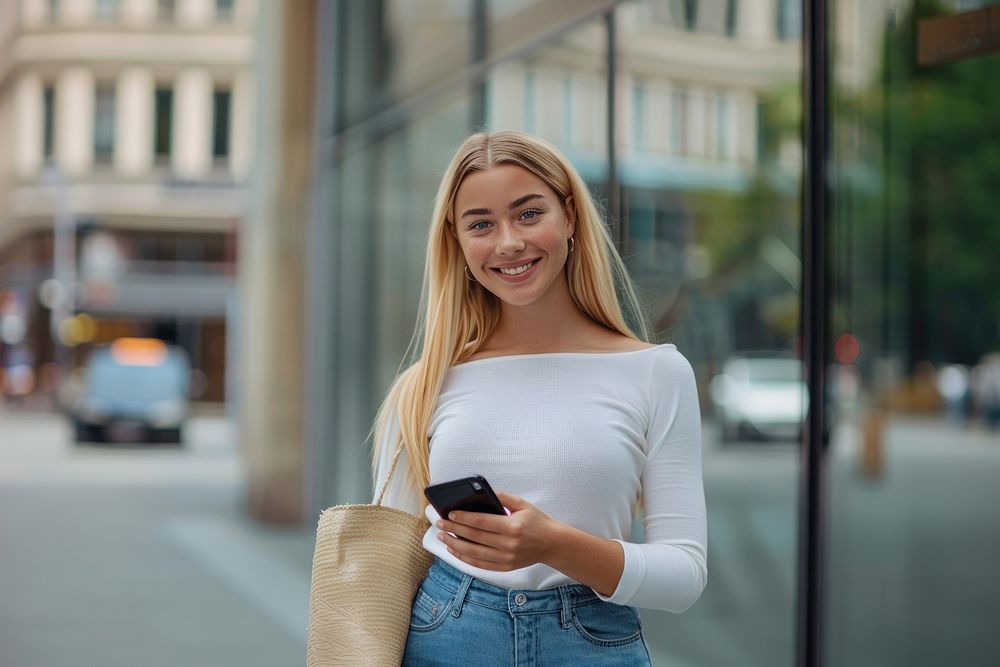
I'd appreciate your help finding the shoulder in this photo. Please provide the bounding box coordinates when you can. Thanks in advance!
[645,344,696,390]
[580,329,659,354]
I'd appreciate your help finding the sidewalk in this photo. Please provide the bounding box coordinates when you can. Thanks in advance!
[0,411,316,667]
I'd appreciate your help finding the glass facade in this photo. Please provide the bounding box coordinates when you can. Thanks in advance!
[212,88,231,160]
[153,87,173,160]
[94,86,115,164]
[310,0,999,663]
[825,0,1000,664]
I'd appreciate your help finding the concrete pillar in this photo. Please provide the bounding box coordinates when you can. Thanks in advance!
[234,0,255,23]
[686,86,707,158]
[230,68,255,180]
[120,0,156,25]
[619,72,635,153]
[14,73,44,177]
[172,68,212,177]
[56,68,95,175]
[240,0,315,523]
[737,0,777,44]
[648,82,671,155]
[177,0,212,26]
[735,89,758,165]
[116,67,154,174]
[20,0,48,26]
[723,91,740,163]
[60,0,94,24]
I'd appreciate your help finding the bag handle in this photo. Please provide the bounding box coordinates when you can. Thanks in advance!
[373,441,406,507]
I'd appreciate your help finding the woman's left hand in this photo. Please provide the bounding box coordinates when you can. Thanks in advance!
[435,491,563,571]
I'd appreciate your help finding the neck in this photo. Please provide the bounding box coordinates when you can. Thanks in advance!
[487,276,596,352]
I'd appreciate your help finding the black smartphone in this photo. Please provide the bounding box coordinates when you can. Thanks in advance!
[424,475,507,519]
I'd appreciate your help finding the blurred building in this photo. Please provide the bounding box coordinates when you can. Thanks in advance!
[0,0,256,404]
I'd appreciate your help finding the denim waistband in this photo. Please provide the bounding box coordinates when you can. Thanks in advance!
[424,557,602,624]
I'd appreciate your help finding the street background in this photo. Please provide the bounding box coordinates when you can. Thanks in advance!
[3,409,997,666]
[2,0,999,665]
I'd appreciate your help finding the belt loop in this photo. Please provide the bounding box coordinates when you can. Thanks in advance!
[450,574,474,618]
[558,586,573,629]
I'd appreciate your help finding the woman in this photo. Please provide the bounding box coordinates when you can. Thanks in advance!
[373,131,707,665]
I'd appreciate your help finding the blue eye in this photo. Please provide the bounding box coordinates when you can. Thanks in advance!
[468,220,490,231]
[520,209,542,221]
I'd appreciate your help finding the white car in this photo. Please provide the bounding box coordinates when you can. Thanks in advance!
[709,355,807,442]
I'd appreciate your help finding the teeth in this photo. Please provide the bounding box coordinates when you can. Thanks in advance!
[499,261,535,276]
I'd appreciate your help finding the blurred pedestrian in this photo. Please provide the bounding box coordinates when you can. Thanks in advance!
[971,354,1000,431]
[371,131,707,664]
[937,364,970,426]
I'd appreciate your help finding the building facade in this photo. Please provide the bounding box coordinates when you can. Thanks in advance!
[0,0,256,404]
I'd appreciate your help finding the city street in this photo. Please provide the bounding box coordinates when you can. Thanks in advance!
[1,410,997,666]
[647,416,1000,667]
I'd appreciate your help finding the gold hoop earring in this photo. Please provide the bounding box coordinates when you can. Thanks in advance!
[568,237,575,254]
[464,266,477,282]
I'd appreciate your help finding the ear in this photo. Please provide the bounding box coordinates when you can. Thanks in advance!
[564,194,576,238]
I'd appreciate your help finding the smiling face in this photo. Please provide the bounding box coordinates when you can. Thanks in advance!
[452,164,576,309]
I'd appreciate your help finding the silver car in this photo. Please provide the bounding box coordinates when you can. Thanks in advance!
[709,354,807,442]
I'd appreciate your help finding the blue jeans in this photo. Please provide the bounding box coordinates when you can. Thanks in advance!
[402,558,652,666]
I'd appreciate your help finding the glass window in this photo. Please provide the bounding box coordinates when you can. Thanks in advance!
[94,86,115,164]
[485,18,608,174]
[216,0,234,22]
[671,86,686,155]
[776,0,801,41]
[725,0,737,37]
[684,0,698,29]
[157,0,175,22]
[716,94,729,160]
[43,85,55,161]
[827,0,1000,663]
[153,87,173,161]
[95,0,117,21]
[633,82,647,151]
[617,1,802,665]
[212,88,231,160]
[334,1,474,130]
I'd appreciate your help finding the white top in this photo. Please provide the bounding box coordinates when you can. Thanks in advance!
[373,344,707,613]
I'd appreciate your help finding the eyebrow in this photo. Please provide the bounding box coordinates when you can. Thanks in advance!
[460,193,546,219]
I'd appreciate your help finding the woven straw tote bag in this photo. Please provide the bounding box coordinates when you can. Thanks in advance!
[306,445,433,666]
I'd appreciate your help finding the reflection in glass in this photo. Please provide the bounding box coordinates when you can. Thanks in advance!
[827,0,1000,664]
[618,1,801,665]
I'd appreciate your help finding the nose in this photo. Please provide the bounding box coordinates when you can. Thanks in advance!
[495,222,525,256]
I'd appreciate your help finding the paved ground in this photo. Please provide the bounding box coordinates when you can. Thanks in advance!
[1,409,997,666]
[0,411,313,667]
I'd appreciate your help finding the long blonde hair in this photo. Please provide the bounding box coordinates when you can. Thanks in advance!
[372,131,649,497]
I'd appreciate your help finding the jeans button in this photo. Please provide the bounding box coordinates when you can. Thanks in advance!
[514,593,527,606]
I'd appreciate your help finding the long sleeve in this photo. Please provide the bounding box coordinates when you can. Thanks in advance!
[595,348,708,612]
[371,407,424,517]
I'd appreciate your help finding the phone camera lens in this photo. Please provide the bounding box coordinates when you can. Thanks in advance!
[472,482,482,491]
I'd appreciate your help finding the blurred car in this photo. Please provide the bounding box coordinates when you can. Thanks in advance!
[709,353,807,442]
[69,338,191,444]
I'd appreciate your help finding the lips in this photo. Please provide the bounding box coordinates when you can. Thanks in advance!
[495,259,539,275]
[491,258,541,282]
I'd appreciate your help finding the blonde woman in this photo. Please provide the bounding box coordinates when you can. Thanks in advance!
[373,131,707,665]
